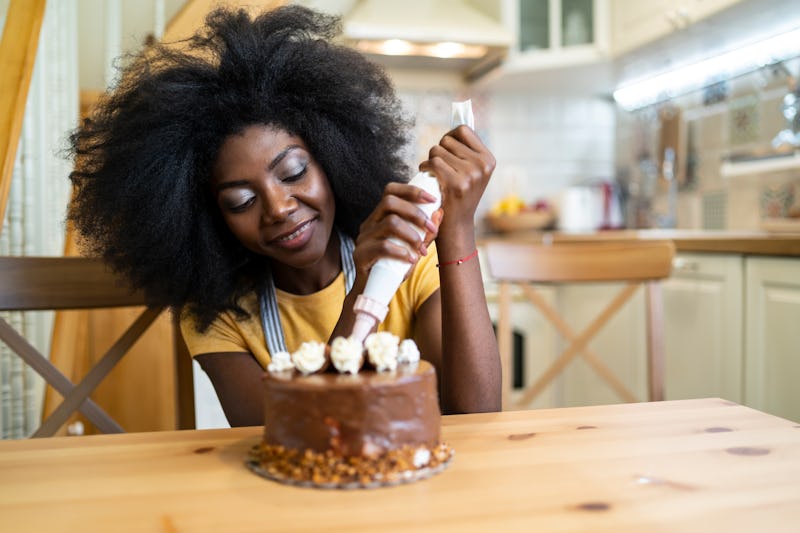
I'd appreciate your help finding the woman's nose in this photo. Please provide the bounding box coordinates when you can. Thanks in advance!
[260,184,296,223]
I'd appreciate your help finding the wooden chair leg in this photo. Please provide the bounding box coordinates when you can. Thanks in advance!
[173,315,196,430]
[0,317,123,435]
[646,281,665,402]
[497,281,514,410]
[33,307,163,437]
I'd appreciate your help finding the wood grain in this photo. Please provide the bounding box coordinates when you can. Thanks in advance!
[1,399,798,532]
[484,240,675,282]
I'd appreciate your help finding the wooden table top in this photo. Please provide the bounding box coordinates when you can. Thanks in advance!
[2,398,799,532]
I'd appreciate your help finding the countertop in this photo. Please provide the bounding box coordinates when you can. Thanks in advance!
[478,229,800,257]
[2,399,799,532]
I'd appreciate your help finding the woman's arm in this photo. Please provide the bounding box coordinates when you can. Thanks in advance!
[419,125,502,413]
[194,352,265,426]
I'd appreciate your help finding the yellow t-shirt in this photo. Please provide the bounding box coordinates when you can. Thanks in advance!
[180,247,440,369]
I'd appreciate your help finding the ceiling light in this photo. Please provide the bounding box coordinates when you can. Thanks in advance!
[354,39,488,59]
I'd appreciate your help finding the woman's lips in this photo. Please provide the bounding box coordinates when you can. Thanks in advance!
[271,219,314,249]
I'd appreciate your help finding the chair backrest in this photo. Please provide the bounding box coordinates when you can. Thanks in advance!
[0,256,194,437]
[483,239,676,409]
[484,240,675,283]
[0,256,146,310]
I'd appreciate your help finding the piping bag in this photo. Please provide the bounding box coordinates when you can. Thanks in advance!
[350,100,475,343]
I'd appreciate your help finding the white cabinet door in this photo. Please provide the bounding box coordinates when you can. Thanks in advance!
[611,0,742,56]
[611,0,675,56]
[662,253,744,403]
[745,257,800,423]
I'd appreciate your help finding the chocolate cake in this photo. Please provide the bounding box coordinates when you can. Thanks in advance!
[248,337,453,489]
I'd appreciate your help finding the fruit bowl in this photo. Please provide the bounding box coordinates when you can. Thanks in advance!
[485,210,556,233]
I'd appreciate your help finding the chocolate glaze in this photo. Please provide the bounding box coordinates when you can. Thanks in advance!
[263,361,440,457]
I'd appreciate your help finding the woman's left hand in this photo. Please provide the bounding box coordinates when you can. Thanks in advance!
[418,125,495,233]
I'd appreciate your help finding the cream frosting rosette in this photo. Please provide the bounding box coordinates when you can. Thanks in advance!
[364,331,399,372]
[398,339,420,365]
[267,351,295,373]
[330,336,364,374]
[291,341,328,375]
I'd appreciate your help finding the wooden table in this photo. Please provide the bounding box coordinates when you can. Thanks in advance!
[1,398,799,532]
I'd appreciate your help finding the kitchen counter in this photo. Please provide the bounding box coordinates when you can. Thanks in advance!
[478,229,800,257]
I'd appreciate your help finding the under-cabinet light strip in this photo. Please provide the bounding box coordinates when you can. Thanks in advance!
[613,26,800,110]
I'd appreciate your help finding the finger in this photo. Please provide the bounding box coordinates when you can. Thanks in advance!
[353,238,419,274]
[423,142,495,185]
[422,208,442,250]
[385,181,438,205]
[444,125,488,153]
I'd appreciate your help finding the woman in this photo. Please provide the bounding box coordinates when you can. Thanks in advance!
[68,5,501,425]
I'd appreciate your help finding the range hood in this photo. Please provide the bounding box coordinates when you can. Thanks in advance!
[338,0,512,78]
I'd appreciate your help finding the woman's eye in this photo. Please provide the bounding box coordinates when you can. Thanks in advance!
[282,163,308,182]
[221,191,256,213]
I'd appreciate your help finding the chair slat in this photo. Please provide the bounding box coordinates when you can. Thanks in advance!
[485,240,675,283]
[0,257,145,310]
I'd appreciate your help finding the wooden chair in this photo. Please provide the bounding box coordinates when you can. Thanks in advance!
[484,240,675,410]
[0,256,195,437]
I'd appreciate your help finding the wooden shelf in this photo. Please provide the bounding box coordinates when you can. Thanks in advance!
[721,152,800,178]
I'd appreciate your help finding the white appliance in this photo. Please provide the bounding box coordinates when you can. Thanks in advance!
[559,180,624,232]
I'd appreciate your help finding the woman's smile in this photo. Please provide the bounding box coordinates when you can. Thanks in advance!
[270,218,316,249]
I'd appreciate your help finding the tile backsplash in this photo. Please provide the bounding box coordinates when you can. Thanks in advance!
[397,85,617,229]
[615,57,800,231]
[393,54,799,232]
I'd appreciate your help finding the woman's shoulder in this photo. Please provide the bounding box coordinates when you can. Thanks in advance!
[180,292,260,336]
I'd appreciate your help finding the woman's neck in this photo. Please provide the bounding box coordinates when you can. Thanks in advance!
[269,233,341,295]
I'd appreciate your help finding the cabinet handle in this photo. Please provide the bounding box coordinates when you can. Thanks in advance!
[672,257,700,272]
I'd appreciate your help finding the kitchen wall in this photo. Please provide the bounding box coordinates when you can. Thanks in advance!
[393,54,800,234]
[390,71,617,231]
[615,58,800,231]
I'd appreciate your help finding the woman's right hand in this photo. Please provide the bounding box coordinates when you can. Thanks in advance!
[352,182,441,279]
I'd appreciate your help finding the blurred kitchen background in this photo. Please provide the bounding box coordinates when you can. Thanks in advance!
[8,0,798,241]
[1,0,799,436]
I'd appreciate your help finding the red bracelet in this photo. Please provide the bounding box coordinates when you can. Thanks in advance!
[436,248,478,268]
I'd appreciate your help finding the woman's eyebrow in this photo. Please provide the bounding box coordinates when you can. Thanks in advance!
[268,144,302,171]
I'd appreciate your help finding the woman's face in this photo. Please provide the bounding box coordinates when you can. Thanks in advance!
[212,125,336,270]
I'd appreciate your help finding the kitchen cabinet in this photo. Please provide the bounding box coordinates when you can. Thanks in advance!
[482,240,799,420]
[500,0,610,71]
[662,253,744,403]
[745,256,800,422]
[611,0,742,56]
